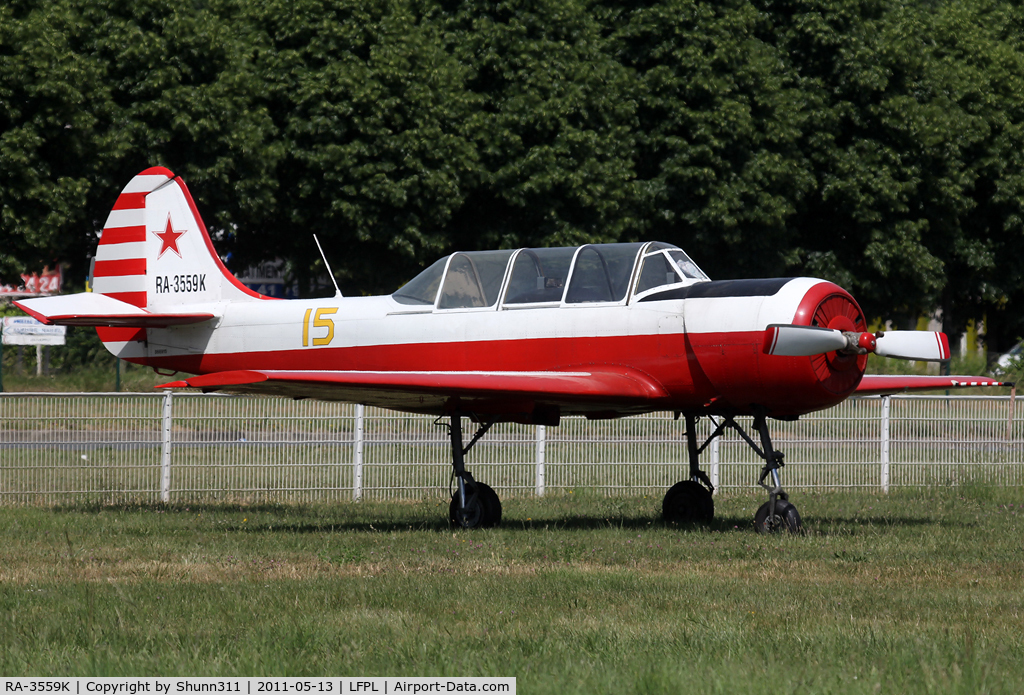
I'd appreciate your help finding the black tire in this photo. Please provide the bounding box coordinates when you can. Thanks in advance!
[754,499,802,534]
[477,483,502,527]
[449,482,502,529]
[662,480,714,524]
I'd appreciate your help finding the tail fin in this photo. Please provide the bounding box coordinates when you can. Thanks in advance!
[93,166,265,310]
[15,167,273,358]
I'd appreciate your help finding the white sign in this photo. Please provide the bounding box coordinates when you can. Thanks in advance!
[2,316,66,346]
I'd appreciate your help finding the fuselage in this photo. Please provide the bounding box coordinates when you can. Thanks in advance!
[127,274,868,419]
[60,178,868,422]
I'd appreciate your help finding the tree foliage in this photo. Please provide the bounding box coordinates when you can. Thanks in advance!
[1,0,1023,348]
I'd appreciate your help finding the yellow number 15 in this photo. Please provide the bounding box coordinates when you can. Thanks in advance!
[302,307,337,347]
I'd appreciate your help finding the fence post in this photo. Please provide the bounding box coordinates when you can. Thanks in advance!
[1008,386,1016,442]
[353,404,365,500]
[160,390,173,503]
[535,424,546,497]
[880,395,891,493]
[710,430,720,490]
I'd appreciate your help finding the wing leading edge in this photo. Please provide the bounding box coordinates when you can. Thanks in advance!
[158,368,671,420]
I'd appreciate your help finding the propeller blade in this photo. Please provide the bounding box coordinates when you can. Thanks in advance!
[874,331,950,361]
[763,324,849,356]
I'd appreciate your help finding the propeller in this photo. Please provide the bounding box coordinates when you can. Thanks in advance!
[763,325,950,361]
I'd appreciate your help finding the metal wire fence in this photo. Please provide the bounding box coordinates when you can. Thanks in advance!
[1,392,1021,504]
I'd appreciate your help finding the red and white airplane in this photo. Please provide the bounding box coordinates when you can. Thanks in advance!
[16,167,1011,531]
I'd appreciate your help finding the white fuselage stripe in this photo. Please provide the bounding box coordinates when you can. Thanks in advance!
[140,278,827,358]
[92,275,148,294]
[121,174,173,194]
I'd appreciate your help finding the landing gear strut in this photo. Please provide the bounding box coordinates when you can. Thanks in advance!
[662,409,803,533]
[749,409,802,534]
[663,415,715,524]
[446,412,502,529]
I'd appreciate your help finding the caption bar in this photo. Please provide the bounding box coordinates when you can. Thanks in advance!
[1,679,515,695]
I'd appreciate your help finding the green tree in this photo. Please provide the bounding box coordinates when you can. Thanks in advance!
[1,0,281,290]
[241,0,482,294]
[0,1,115,284]
[611,0,817,281]
[442,0,641,253]
[3,0,1023,346]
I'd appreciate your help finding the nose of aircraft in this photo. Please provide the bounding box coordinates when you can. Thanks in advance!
[787,280,869,396]
[680,277,872,417]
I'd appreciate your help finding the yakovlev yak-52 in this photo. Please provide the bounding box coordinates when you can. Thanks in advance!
[16,168,1010,532]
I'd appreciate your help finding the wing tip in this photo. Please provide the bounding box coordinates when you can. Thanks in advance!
[156,380,191,389]
[157,370,270,391]
[858,374,1016,396]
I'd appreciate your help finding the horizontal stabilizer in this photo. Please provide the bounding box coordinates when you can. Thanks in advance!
[14,292,215,327]
[856,375,1012,396]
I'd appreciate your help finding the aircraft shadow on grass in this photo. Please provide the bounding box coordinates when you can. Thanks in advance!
[52,502,946,535]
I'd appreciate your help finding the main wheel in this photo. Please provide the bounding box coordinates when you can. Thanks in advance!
[477,483,502,526]
[449,482,502,529]
[662,480,714,524]
[754,499,802,534]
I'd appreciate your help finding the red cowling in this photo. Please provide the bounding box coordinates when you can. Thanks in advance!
[791,282,869,397]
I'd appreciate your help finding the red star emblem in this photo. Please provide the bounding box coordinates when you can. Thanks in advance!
[154,216,186,258]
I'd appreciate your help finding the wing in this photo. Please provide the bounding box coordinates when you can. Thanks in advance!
[158,367,671,421]
[855,374,1012,397]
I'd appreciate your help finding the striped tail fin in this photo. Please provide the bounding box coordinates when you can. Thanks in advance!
[94,166,265,309]
[16,167,274,359]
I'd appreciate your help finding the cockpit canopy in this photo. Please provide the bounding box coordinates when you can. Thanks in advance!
[392,241,708,309]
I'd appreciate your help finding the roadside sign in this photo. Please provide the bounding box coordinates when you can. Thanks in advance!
[1,316,66,346]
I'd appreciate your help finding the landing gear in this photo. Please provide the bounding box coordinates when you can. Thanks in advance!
[754,498,801,534]
[662,409,803,533]
[663,480,713,523]
[446,412,502,529]
[663,415,715,524]
[750,408,802,534]
[449,481,502,528]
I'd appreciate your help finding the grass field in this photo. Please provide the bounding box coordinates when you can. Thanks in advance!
[2,488,1023,693]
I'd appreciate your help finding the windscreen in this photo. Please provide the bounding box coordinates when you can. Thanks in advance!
[392,257,447,305]
[636,252,683,294]
[668,250,708,280]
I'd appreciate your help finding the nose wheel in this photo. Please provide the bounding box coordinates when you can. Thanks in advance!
[751,409,803,534]
[754,497,802,533]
